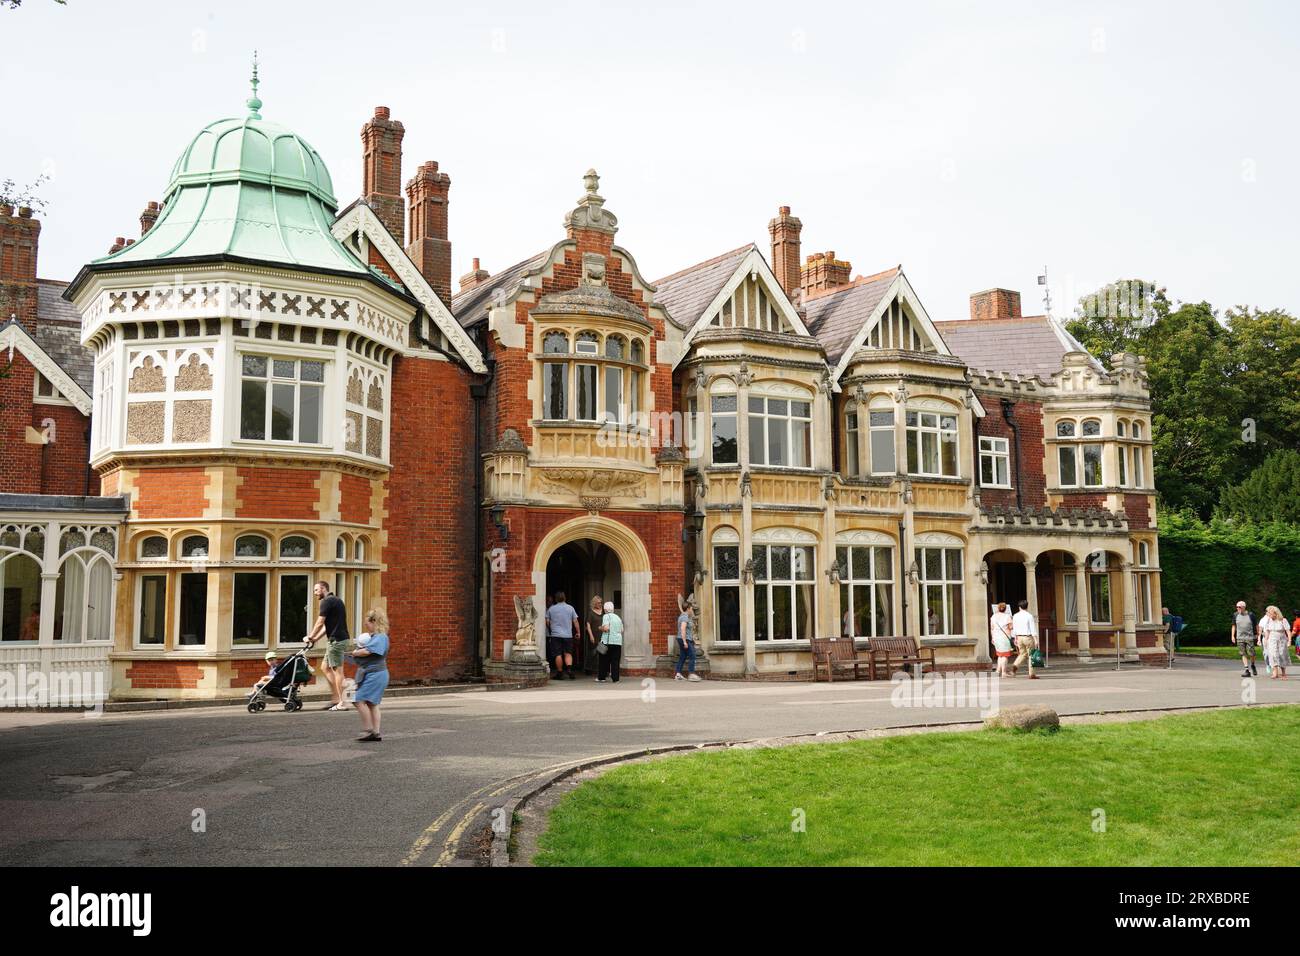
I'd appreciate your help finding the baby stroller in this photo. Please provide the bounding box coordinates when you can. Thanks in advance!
[247,651,311,713]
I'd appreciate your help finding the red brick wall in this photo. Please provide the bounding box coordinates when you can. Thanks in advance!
[969,289,1022,321]
[973,392,1045,509]
[133,467,210,519]
[32,400,95,495]
[1057,493,1107,510]
[125,660,204,690]
[1124,493,1151,529]
[367,244,401,284]
[485,506,685,663]
[0,353,44,493]
[339,474,373,525]
[235,467,321,520]
[382,354,477,681]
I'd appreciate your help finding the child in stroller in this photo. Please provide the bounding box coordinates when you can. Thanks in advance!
[247,649,312,713]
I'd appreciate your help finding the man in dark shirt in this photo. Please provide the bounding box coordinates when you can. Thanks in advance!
[305,581,351,710]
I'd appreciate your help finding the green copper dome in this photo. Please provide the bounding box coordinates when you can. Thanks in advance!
[96,69,368,277]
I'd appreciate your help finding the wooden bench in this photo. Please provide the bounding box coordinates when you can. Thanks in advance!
[810,637,868,682]
[866,636,936,680]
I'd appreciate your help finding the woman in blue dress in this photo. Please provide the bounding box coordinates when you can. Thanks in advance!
[348,609,390,742]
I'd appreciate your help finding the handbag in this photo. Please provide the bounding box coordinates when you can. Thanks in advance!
[1029,648,1045,668]
[597,640,609,655]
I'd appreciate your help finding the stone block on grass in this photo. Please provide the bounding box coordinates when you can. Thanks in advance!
[984,705,1060,732]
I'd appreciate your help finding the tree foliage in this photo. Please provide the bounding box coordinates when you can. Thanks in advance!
[1067,281,1300,518]
[1218,449,1300,525]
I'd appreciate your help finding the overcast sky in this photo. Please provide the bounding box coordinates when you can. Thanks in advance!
[3,0,1297,320]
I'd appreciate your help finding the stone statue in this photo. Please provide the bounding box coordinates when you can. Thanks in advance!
[513,595,538,651]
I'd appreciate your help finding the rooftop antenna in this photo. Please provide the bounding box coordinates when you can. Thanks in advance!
[1037,266,1052,317]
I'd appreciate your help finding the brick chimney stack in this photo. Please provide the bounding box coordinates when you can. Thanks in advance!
[0,203,41,332]
[969,288,1022,321]
[140,201,160,236]
[405,160,452,302]
[768,206,803,301]
[361,106,406,244]
[459,257,490,293]
[109,237,127,254]
[801,251,853,298]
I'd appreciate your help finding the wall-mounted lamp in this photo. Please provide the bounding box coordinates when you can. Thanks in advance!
[490,503,509,542]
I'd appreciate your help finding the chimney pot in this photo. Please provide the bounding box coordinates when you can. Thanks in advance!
[969,288,1023,321]
[362,105,406,243]
[375,106,390,119]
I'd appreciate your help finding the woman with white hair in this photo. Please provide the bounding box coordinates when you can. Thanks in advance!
[1260,605,1291,679]
[347,607,391,740]
[596,601,624,683]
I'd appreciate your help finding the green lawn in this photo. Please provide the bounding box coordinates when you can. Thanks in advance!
[536,707,1300,866]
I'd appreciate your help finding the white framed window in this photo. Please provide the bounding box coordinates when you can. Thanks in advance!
[354,539,366,562]
[869,410,895,475]
[1082,443,1104,487]
[711,394,738,465]
[1087,553,1112,623]
[575,363,598,421]
[1118,445,1129,487]
[916,545,964,637]
[239,355,325,444]
[177,571,208,646]
[232,572,268,647]
[906,411,959,477]
[845,411,860,477]
[712,542,741,643]
[1063,569,1079,625]
[53,554,114,644]
[335,537,347,561]
[748,395,811,468]
[33,371,72,406]
[604,365,624,424]
[1137,572,1153,624]
[279,573,311,646]
[1132,444,1145,488]
[542,362,568,420]
[180,535,209,560]
[136,573,167,647]
[837,543,893,639]
[979,436,1011,487]
[752,544,816,641]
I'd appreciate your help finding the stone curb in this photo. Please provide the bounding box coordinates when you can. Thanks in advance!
[493,700,1298,867]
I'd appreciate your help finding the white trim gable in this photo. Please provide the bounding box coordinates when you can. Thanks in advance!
[830,272,955,384]
[0,321,92,414]
[331,204,487,374]
[676,249,810,366]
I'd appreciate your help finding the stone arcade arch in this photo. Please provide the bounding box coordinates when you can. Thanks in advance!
[531,515,654,671]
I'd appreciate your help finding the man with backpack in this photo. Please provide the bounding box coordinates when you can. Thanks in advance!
[1231,600,1258,678]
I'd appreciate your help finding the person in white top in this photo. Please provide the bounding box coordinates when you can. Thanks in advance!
[1260,605,1291,679]
[1010,599,1039,679]
[989,602,1014,677]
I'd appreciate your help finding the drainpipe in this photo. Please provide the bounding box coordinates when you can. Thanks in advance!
[898,519,908,637]
[1000,398,1023,512]
[469,323,496,678]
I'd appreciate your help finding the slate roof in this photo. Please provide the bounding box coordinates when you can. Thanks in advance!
[803,267,900,366]
[34,279,94,395]
[651,244,755,330]
[451,250,549,328]
[932,315,1102,380]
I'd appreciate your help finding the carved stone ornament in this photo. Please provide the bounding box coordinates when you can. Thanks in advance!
[827,564,842,586]
[895,382,909,404]
[742,559,756,585]
[736,362,753,388]
[580,496,610,514]
[822,474,837,501]
[513,595,538,650]
[740,471,752,497]
[694,366,710,393]
[819,367,833,396]
[539,467,647,499]
[494,427,529,454]
[854,384,868,406]
[581,252,607,287]
[563,168,619,235]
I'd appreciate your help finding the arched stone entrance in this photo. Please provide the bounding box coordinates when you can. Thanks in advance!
[545,540,621,674]
[531,515,654,671]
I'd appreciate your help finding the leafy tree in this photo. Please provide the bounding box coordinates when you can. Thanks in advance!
[1218,449,1300,525]
[1224,306,1300,463]
[1066,278,1169,361]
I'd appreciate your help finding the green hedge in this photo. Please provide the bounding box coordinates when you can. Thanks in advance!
[1159,513,1300,642]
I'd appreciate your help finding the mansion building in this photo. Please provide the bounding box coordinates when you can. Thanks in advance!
[0,83,1165,699]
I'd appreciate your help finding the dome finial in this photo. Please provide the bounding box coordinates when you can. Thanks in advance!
[246,50,263,119]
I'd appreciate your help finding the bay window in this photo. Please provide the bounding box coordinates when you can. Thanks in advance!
[712,543,741,642]
[753,544,815,641]
[239,355,324,444]
[916,545,964,636]
[748,396,811,468]
[906,411,959,478]
[711,395,738,464]
[870,410,895,474]
[837,544,893,639]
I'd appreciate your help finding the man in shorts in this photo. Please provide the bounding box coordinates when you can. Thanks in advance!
[305,580,351,709]
[545,590,580,681]
[1231,600,1258,678]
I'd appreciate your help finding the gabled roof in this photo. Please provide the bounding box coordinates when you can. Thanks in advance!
[451,250,550,329]
[933,315,1105,380]
[330,201,486,373]
[651,244,756,330]
[0,316,92,414]
[34,279,94,394]
[804,267,900,366]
